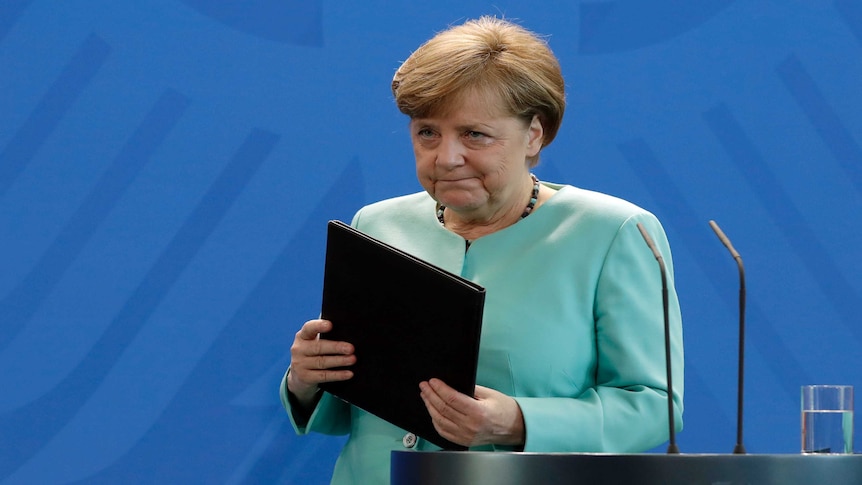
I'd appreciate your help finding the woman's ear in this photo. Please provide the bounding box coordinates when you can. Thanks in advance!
[526,115,544,157]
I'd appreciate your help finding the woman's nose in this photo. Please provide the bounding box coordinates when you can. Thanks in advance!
[435,136,465,168]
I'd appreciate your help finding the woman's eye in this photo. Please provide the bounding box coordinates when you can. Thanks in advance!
[417,128,435,138]
[464,131,493,146]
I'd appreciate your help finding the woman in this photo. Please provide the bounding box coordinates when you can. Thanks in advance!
[281,16,683,484]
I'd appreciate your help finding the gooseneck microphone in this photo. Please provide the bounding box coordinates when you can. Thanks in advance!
[636,222,680,454]
[708,220,747,455]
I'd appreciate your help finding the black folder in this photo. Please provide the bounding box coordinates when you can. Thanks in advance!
[318,220,485,450]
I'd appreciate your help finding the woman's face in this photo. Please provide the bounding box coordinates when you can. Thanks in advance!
[410,89,543,222]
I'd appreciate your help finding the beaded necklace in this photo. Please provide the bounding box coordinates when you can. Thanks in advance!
[436,173,541,225]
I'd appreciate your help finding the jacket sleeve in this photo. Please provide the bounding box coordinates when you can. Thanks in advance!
[513,212,684,452]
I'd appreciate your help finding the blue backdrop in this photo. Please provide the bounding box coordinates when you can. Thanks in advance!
[1,1,861,483]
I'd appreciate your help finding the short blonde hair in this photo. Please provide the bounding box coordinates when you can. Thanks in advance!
[392,17,566,152]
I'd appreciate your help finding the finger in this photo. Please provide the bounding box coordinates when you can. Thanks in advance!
[307,338,355,358]
[288,366,354,397]
[428,378,476,414]
[420,380,470,422]
[297,319,332,340]
[473,385,496,400]
[420,383,477,446]
[293,321,354,357]
[308,368,355,384]
[307,353,357,370]
[290,355,356,387]
[426,407,461,442]
[420,384,462,437]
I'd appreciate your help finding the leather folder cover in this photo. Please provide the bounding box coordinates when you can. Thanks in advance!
[318,220,485,450]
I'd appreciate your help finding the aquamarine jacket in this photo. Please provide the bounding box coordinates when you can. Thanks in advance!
[281,183,684,484]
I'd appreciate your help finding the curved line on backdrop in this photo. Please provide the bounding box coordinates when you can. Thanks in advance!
[0,126,279,480]
[617,137,813,402]
[66,159,364,483]
[179,0,324,46]
[702,104,862,351]
[578,0,736,54]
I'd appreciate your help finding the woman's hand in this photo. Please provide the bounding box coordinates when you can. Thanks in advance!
[287,319,355,407]
[419,378,525,448]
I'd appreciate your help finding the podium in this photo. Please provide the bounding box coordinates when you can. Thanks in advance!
[391,451,862,485]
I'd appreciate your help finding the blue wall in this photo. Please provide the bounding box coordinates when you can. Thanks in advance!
[1,1,860,483]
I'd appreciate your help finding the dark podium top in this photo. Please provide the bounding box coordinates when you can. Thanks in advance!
[391,451,862,485]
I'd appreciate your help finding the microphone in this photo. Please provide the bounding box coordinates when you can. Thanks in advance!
[636,222,680,454]
[708,220,747,454]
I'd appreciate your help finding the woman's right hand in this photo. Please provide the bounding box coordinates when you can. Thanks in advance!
[287,319,356,407]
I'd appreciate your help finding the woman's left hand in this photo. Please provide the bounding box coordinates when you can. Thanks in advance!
[419,378,525,448]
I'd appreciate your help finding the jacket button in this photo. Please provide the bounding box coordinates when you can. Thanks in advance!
[402,432,417,448]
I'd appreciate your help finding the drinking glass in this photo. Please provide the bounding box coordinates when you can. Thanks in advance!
[801,385,854,454]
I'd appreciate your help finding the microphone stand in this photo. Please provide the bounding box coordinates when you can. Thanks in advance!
[708,220,747,455]
[636,223,679,454]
